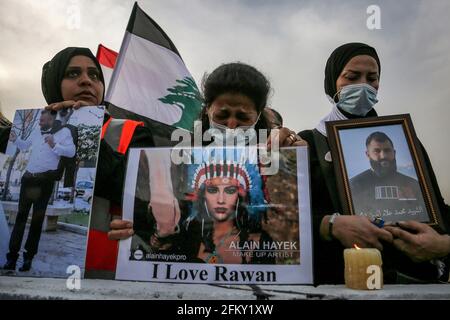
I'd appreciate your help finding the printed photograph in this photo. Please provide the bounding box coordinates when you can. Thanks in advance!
[340,124,428,222]
[113,147,313,284]
[0,106,104,278]
[326,114,446,231]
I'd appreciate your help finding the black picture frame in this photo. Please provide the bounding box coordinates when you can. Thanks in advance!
[326,114,446,232]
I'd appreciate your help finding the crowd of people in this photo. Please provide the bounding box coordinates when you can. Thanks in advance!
[0,41,449,285]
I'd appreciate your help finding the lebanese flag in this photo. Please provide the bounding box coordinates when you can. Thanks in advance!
[96,44,118,92]
[105,2,201,138]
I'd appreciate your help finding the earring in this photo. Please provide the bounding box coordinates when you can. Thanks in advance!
[234,198,240,229]
[332,90,340,102]
[204,201,211,217]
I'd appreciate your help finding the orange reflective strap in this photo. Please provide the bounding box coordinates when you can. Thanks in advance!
[101,116,113,140]
[117,120,144,154]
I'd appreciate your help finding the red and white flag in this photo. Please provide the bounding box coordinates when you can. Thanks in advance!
[96,44,118,92]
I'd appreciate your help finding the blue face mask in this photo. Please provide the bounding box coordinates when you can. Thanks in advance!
[336,83,378,116]
[207,113,260,146]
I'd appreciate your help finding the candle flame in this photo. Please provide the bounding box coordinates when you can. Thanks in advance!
[353,244,361,250]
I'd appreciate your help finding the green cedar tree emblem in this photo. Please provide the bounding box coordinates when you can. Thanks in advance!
[158,77,202,131]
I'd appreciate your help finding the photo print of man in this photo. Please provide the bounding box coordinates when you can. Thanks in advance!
[348,130,428,222]
[4,109,76,272]
[1,107,103,276]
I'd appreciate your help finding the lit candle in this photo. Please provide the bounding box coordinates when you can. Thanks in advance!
[344,245,383,290]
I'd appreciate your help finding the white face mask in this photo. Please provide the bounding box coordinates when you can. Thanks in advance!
[335,83,378,116]
[207,113,260,146]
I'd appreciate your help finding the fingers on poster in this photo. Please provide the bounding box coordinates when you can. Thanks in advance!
[116,146,313,284]
[0,106,104,278]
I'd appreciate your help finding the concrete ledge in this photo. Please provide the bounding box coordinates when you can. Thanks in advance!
[0,276,271,300]
[57,222,87,235]
[257,284,450,300]
[0,276,449,300]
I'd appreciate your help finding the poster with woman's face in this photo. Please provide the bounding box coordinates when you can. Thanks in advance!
[115,146,313,284]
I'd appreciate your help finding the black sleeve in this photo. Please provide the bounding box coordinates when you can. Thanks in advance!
[418,140,450,233]
[94,125,155,206]
[0,125,11,153]
[94,141,124,205]
[297,130,332,229]
[298,129,346,285]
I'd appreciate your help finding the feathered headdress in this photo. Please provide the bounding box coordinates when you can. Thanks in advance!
[184,147,267,226]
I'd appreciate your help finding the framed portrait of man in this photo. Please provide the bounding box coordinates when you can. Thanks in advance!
[326,114,446,232]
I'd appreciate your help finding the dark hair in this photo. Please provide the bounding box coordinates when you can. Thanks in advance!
[41,109,57,119]
[325,42,380,102]
[194,184,252,261]
[199,62,271,131]
[366,131,394,148]
[41,47,105,104]
[265,107,283,128]
[0,112,11,127]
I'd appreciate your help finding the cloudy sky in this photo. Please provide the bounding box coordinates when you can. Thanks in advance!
[1,0,449,199]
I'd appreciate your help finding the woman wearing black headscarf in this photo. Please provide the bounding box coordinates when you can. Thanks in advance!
[40,48,152,203]
[42,47,105,107]
[298,42,450,285]
[2,47,154,270]
[0,48,105,153]
[42,47,157,202]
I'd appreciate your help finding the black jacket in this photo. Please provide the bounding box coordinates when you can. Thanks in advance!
[298,128,450,285]
[93,115,155,206]
[0,125,10,153]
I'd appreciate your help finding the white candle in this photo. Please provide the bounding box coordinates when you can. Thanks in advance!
[344,246,383,290]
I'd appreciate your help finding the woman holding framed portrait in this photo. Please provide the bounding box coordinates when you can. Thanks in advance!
[298,42,450,284]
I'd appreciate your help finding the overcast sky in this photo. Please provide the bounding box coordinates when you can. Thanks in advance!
[1,0,449,199]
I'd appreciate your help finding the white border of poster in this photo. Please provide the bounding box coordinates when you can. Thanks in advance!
[0,153,11,266]
[116,146,313,284]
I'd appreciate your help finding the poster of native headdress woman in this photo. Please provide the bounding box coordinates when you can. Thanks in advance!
[184,155,272,265]
[116,146,313,284]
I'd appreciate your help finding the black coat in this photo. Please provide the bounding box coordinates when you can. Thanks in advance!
[298,129,450,285]
[0,125,10,153]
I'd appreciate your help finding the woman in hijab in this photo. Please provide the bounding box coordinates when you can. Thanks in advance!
[41,47,104,109]
[0,47,106,152]
[40,47,155,203]
[0,47,106,153]
[2,47,156,270]
[298,42,450,285]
